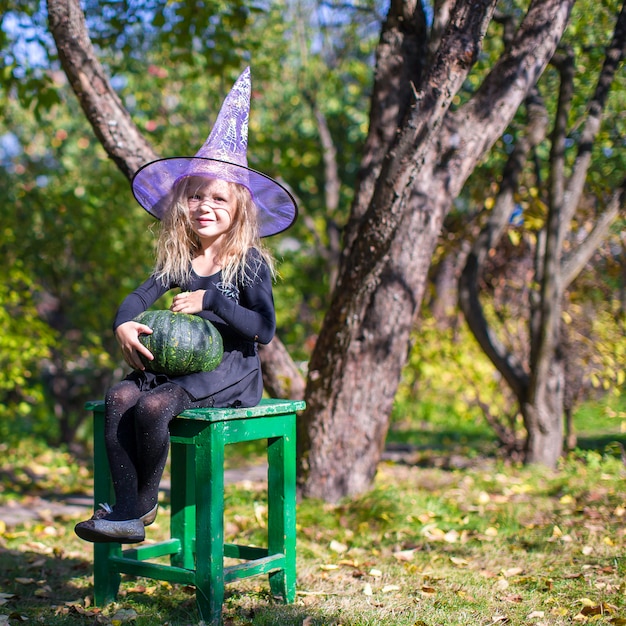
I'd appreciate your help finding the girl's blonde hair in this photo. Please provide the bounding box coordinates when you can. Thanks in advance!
[153,176,275,288]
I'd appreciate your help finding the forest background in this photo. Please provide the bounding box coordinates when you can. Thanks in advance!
[1,0,625,500]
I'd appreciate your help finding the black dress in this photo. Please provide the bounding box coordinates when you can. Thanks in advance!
[113,250,275,407]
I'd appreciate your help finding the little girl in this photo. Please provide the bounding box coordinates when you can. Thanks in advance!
[75,67,297,543]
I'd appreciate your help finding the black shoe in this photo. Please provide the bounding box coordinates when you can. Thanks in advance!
[139,503,158,526]
[74,516,145,543]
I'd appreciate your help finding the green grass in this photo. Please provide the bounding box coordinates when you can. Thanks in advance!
[1,397,625,625]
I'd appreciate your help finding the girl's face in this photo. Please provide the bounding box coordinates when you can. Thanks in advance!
[186,178,237,243]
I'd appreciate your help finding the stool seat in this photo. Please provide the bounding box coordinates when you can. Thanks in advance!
[85,397,305,626]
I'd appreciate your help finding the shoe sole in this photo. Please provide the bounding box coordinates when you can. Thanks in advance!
[140,504,158,526]
[74,524,144,544]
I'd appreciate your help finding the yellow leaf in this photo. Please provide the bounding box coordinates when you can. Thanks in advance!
[485,527,499,537]
[319,564,338,571]
[552,525,563,538]
[559,494,575,504]
[450,556,469,567]
[550,607,569,616]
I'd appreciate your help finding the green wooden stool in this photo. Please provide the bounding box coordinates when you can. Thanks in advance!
[85,398,305,626]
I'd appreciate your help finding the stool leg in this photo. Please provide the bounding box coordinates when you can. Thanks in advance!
[267,413,297,602]
[170,438,196,570]
[194,422,226,626]
[92,406,121,604]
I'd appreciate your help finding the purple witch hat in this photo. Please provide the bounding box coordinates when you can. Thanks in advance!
[131,67,297,238]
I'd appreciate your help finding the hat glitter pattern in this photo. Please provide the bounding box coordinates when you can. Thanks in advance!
[131,67,297,238]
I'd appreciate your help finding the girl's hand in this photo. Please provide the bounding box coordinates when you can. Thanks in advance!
[115,320,154,370]
[170,290,206,314]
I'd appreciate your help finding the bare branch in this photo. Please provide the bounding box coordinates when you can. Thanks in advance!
[561,181,626,286]
[458,93,547,398]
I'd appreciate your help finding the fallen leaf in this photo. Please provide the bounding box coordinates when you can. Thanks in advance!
[550,607,569,616]
[34,586,52,598]
[503,594,523,603]
[527,611,544,618]
[111,608,138,624]
[502,567,523,578]
[421,586,437,595]
[363,582,373,596]
[369,568,382,577]
[329,539,348,554]
[319,564,338,571]
[254,502,267,528]
[450,556,469,567]
[14,578,35,585]
[393,549,417,562]
[382,585,400,593]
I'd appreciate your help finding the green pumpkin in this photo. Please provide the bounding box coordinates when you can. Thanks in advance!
[133,310,223,376]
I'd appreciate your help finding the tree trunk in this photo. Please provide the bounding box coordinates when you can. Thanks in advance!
[522,355,565,465]
[299,0,574,501]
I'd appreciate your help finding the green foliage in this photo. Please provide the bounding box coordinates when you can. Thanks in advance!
[393,313,518,449]
[0,264,56,440]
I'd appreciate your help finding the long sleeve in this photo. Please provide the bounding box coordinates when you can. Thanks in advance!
[202,255,275,345]
[113,276,171,330]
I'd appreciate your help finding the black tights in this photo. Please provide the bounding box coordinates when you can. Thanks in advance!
[103,380,209,520]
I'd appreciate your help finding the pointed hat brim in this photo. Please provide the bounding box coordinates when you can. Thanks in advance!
[130,67,298,238]
[131,157,298,238]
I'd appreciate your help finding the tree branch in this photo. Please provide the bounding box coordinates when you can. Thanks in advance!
[561,181,626,286]
[459,92,547,399]
[561,0,626,233]
[47,0,157,178]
